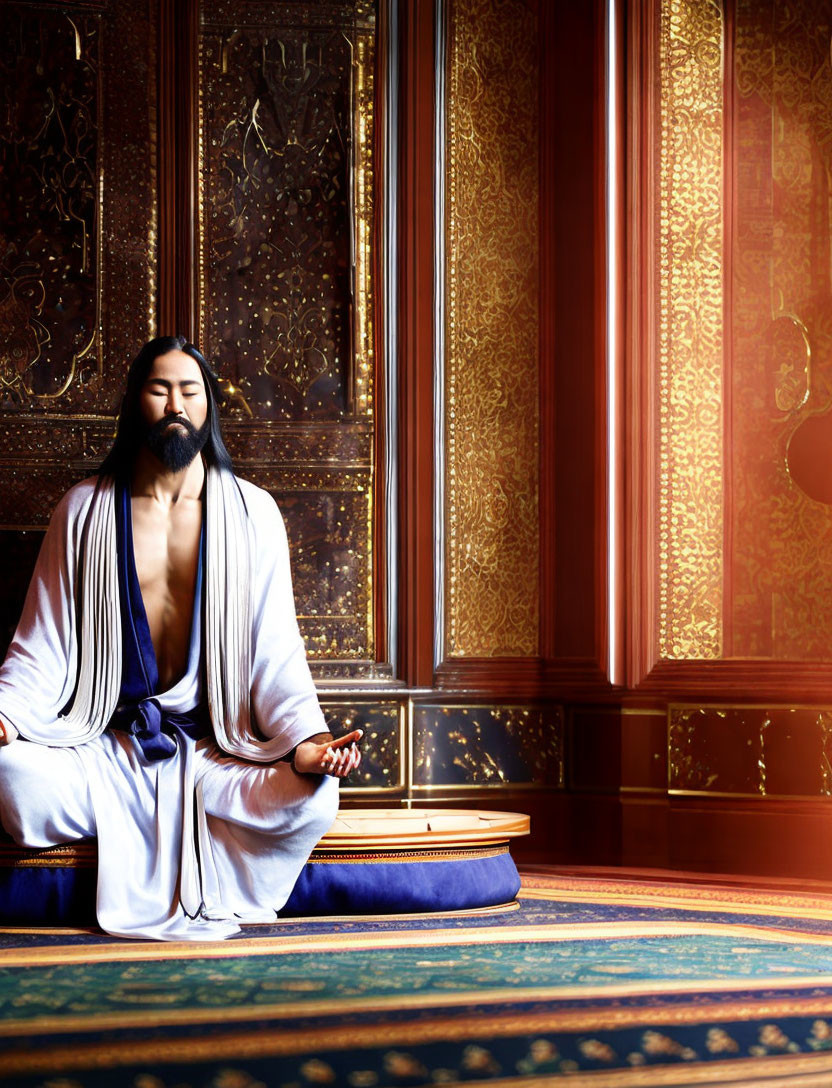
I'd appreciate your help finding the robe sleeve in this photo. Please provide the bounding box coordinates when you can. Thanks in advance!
[0,482,93,740]
[244,483,329,755]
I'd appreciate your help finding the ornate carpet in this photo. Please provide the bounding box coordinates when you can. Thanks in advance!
[6,871,832,1086]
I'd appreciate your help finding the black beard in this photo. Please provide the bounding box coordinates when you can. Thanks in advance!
[144,414,209,472]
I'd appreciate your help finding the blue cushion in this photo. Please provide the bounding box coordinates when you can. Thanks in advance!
[282,851,521,916]
[0,847,521,926]
[0,864,96,926]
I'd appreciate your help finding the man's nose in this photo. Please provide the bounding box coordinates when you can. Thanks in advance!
[166,387,185,415]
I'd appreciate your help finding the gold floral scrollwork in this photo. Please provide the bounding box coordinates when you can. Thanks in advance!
[0,268,49,389]
[0,10,101,408]
[771,314,811,414]
[657,0,724,659]
[444,0,539,657]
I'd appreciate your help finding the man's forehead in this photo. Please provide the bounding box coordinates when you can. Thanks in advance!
[145,350,205,385]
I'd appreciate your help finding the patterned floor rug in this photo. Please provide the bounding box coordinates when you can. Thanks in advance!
[5,870,832,1086]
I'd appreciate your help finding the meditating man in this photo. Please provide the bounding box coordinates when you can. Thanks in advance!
[0,336,360,940]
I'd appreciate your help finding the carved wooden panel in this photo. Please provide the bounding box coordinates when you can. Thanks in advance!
[728,0,832,660]
[198,0,379,669]
[0,0,158,527]
[0,0,381,676]
[0,7,98,404]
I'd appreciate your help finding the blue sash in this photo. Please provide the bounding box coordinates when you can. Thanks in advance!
[108,482,209,761]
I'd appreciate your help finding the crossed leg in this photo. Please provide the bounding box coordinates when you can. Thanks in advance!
[192,739,340,918]
[0,738,95,847]
[0,734,340,928]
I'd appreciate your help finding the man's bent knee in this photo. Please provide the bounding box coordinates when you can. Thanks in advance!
[0,740,94,848]
[307,773,340,839]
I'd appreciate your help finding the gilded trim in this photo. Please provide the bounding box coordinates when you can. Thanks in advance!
[0,843,96,868]
[0,844,509,867]
[657,0,724,659]
[308,845,509,862]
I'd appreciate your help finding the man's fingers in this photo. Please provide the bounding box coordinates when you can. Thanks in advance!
[333,748,348,772]
[292,738,363,776]
[0,716,18,746]
[329,729,363,750]
[324,743,360,778]
[318,739,363,777]
[342,745,360,776]
[0,722,18,746]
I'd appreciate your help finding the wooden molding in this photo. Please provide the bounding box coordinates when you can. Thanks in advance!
[180,0,199,340]
[396,0,436,688]
[594,0,616,682]
[547,0,609,674]
[625,0,659,687]
[666,794,832,881]
[434,657,611,699]
[373,0,391,668]
[157,0,199,338]
[632,659,832,703]
[156,0,176,334]
[538,0,556,662]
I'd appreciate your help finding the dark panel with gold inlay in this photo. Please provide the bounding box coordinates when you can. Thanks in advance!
[413,705,564,788]
[670,705,832,797]
[0,6,98,404]
[0,0,158,527]
[197,0,378,667]
[200,25,355,418]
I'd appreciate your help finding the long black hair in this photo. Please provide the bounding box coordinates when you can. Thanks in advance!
[99,336,233,478]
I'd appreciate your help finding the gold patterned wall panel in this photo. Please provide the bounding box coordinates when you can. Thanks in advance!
[198,0,378,666]
[656,0,724,660]
[0,0,158,528]
[729,0,832,659]
[655,0,832,662]
[444,0,539,658]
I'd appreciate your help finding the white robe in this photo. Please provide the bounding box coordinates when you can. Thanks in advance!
[0,475,339,940]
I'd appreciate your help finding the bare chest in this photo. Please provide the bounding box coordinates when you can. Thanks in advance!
[130,497,202,690]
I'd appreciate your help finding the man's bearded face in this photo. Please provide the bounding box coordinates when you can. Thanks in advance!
[138,350,210,472]
[144,413,209,472]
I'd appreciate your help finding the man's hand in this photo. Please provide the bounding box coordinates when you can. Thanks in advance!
[0,715,19,747]
[293,729,363,778]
